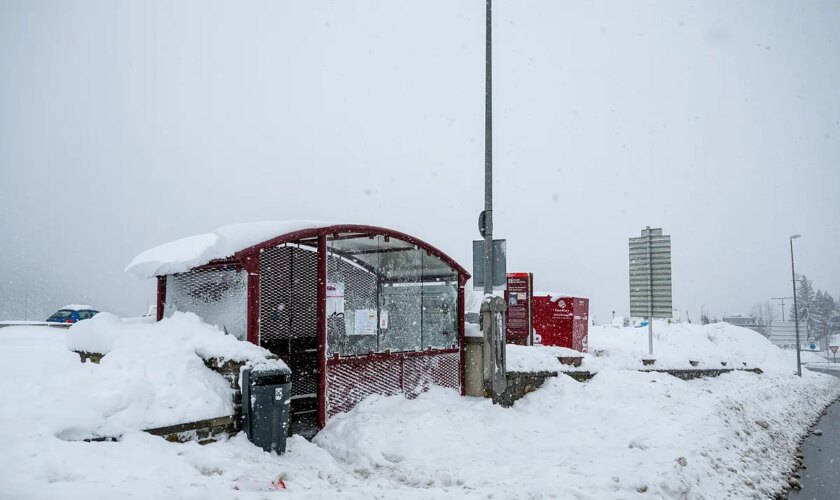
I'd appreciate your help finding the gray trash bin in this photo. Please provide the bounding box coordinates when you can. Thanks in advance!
[241,365,292,454]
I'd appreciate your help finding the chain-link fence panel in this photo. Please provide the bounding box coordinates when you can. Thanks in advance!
[165,267,247,340]
[325,351,459,419]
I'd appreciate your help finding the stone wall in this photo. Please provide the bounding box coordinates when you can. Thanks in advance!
[649,367,763,380]
[492,371,558,408]
[145,415,236,445]
[202,357,248,431]
[493,367,763,407]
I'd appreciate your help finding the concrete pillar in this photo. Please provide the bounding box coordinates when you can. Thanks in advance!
[464,335,485,397]
[481,295,507,396]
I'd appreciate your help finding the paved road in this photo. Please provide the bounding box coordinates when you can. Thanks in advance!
[789,368,840,500]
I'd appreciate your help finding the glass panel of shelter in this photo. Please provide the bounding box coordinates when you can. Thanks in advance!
[324,234,458,357]
[326,236,379,356]
[420,251,459,350]
[378,241,423,352]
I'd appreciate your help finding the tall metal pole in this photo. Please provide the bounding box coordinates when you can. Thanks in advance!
[483,0,494,295]
[790,235,802,377]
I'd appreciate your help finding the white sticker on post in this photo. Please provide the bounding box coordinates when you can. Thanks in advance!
[379,310,389,329]
[326,282,345,316]
[275,387,284,401]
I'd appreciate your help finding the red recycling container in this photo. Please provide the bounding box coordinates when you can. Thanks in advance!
[532,295,589,352]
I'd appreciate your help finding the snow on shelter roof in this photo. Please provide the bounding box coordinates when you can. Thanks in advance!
[127,221,470,281]
[126,221,328,279]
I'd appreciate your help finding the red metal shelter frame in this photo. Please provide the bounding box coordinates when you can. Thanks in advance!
[157,225,469,430]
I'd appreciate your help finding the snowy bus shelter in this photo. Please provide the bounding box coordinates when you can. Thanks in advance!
[127,222,470,437]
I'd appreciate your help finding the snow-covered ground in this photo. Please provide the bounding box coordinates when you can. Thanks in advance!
[508,320,802,374]
[1,319,838,499]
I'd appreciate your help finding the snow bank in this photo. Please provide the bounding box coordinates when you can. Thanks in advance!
[1,327,228,441]
[585,320,791,372]
[2,323,839,498]
[125,220,328,279]
[800,350,829,364]
[315,370,839,499]
[5,313,279,441]
[61,313,275,436]
[506,344,587,372]
[506,321,792,374]
[0,320,57,327]
[66,311,275,365]
[506,344,564,372]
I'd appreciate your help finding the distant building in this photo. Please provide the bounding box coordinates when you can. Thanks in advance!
[722,314,761,330]
[722,314,774,338]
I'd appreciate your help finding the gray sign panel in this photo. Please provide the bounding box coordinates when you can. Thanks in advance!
[472,239,507,289]
[629,228,672,318]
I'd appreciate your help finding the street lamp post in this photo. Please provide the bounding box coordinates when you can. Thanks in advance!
[482,0,494,296]
[790,234,802,377]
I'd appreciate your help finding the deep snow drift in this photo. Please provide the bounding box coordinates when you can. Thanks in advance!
[4,313,278,442]
[507,320,799,374]
[0,320,837,499]
[66,311,276,365]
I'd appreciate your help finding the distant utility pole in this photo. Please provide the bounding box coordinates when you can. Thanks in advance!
[482,0,494,296]
[790,234,802,377]
[771,297,794,322]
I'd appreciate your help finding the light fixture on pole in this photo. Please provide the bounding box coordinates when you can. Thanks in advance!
[789,234,802,377]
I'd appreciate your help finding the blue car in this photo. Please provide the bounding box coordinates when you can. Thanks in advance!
[46,306,99,324]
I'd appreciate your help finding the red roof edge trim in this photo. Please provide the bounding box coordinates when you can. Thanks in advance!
[233,224,470,279]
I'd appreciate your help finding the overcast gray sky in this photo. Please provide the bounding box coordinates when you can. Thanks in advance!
[1,0,838,323]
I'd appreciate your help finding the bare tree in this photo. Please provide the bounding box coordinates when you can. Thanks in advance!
[750,301,774,325]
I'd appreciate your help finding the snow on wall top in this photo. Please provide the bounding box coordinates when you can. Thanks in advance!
[125,220,329,279]
[466,290,504,314]
[66,311,281,366]
[533,291,586,299]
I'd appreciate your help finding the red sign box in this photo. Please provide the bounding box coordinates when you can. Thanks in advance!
[505,273,533,345]
[532,295,589,353]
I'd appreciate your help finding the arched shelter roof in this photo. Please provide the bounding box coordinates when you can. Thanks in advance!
[127,221,469,281]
